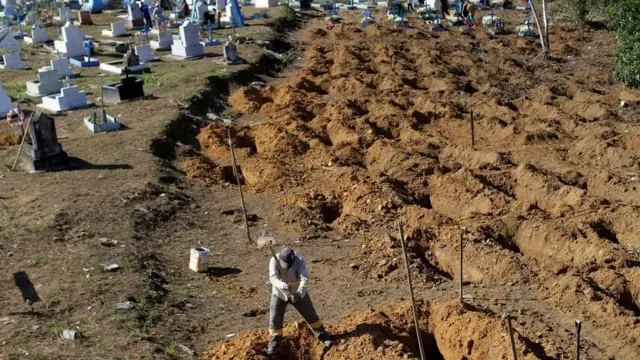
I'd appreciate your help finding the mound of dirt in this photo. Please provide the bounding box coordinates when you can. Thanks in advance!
[194,9,640,358]
[203,300,561,360]
[0,131,21,146]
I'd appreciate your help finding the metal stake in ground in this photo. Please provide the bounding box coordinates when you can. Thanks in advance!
[227,128,251,243]
[575,320,582,360]
[459,230,464,302]
[506,313,518,360]
[470,111,475,149]
[11,112,35,171]
[397,221,427,360]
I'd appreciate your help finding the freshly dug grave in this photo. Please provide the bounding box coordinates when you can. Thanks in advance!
[197,9,640,359]
[203,300,563,360]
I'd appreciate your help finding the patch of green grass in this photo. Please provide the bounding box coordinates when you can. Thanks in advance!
[3,81,28,100]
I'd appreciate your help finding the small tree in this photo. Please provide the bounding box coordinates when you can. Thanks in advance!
[609,0,640,88]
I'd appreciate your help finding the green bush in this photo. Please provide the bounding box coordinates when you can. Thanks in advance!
[609,0,640,88]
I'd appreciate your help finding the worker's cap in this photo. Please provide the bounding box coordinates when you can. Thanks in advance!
[279,248,296,269]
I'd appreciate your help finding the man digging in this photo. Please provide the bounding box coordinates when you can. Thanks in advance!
[267,247,332,355]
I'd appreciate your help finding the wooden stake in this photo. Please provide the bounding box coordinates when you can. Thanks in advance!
[470,111,475,149]
[397,222,427,360]
[227,128,251,243]
[541,0,550,58]
[459,230,464,302]
[575,320,581,360]
[11,113,34,171]
[528,0,546,53]
[506,313,518,360]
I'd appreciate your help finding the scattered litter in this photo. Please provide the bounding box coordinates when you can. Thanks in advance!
[62,329,81,340]
[627,244,640,256]
[99,238,118,247]
[102,263,120,272]
[176,344,194,355]
[116,301,136,310]
[620,101,628,108]
[225,333,236,338]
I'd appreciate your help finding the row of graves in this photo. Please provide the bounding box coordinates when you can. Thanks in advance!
[343,0,541,38]
[0,0,279,173]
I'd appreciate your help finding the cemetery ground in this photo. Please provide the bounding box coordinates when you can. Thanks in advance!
[2,5,640,360]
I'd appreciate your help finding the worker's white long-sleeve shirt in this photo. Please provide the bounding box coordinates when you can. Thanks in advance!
[269,253,309,301]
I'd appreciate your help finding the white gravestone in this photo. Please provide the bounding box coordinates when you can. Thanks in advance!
[1,53,28,70]
[49,57,77,78]
[0,81,14,117]
[24,25,51,44]
[0,27,21,51]
[27,68,63,96]
[38,85,91,112]
[135,44,159,62]
[23,11,36,25]
[54,23,85,58]
[150,28,173,50]
[223,41,238,63]
[255,0,278,8]
[58,7,72,22]
[196,2,208,22]
[102,22,128,37]
[171,21,203,58]
[128,3,143,19]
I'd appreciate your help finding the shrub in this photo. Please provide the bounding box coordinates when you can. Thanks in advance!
[608,0,640,88]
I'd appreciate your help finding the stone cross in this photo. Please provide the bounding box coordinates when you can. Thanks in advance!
[84,40,95,61]
[203,20,215,42]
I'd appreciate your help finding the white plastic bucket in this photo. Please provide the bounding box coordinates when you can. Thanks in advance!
[189,247,210,272]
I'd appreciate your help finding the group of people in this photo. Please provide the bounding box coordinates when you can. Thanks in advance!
[179,0,228,27]
[405,0,481,21]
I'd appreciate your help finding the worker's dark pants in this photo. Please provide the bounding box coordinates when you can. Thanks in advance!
[268,293,329,349]
[144,15,153,28]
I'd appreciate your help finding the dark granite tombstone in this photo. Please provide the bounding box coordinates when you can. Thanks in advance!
[101,69,147,104]
[18,111,69,172]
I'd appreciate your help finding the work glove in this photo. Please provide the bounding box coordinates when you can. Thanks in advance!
[274,280,289,291]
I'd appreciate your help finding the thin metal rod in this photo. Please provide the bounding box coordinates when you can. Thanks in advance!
[397,222,427,360]
[575,320,581,360]
[506,313,518,360]
[470,111,475,148]
[12,113,34,171]
[459,231,464,302]
[227,128,251,243]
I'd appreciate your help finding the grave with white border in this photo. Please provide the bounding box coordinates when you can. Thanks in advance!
[102,21,128,37]
[26,68,64,96]
[38,78,94,113]
[24,24,51,44]
[170,21,203,59]
[0,52,29,70]
[125,2,145,29]
[54,22,86,58]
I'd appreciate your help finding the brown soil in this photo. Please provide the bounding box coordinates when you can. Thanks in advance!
[0,131,21,146]
[204,300,563,359]
[198,9,640,360]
